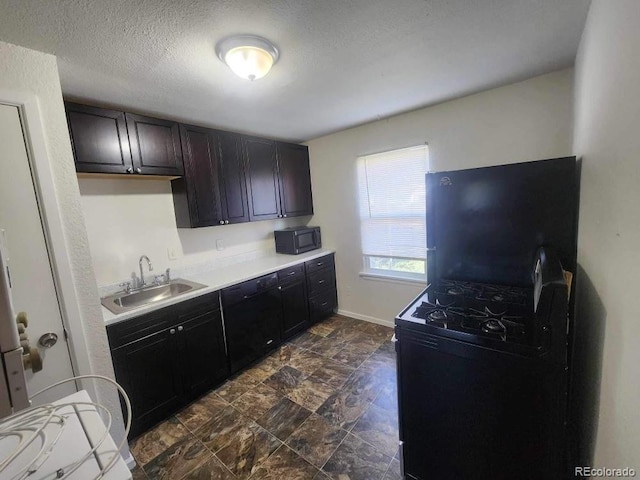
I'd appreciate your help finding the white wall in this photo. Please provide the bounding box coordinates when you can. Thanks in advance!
[0,41,126,451]
[572,0,640,469]
[307,69,574,325]
[78,178,306,287]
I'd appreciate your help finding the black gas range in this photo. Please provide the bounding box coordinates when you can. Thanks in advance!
[394,157,579,480]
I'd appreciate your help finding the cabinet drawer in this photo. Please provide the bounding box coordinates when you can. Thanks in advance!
[177,291,220,320]
[309,289,338,322]
[277,264,305,285]
[107,306,177,349]
[307,267,336,297]
[305,254,334,274]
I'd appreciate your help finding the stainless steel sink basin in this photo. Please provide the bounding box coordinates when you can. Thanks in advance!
[101,279,207,314]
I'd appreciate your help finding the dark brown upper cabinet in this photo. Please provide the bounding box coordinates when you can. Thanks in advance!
[243,136,282,221]
[125,113,184,176]
[276,142,313,217]
[172,124,224,228]
[217,131,250,224]
[65,102,184,177]
[172,127,250,228]
[65,102,133,174]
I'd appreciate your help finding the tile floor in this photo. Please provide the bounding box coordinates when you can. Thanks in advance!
[129,315,400,480]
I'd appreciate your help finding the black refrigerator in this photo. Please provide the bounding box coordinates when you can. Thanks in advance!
[395,157,579,480]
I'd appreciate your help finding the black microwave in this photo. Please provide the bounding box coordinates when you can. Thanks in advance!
[274,226,322,255]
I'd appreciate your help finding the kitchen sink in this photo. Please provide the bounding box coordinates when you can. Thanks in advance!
[101,279,207,314]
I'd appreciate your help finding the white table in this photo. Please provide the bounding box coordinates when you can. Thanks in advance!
[0,390,131,479]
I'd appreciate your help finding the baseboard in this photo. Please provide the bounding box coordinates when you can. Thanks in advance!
[336,309,395,328]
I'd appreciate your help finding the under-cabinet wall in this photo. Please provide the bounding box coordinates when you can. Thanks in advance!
[78,177,307,286]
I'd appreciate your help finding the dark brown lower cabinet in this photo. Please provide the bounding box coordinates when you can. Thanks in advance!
[107,292,228,438]
[178,306,228,401]
[305,253,338,324]
[110,328,183,437]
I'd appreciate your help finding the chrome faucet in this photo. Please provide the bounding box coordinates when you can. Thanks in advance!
[139,255,153,288]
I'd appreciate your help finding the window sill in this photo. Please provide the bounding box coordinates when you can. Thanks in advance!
[359,271,427,286]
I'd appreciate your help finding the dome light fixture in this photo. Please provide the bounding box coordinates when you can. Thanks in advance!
[215,35,279,81]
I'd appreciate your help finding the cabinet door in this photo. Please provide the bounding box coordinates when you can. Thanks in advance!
[281,280,309,340]
[242,136,281,220]
[174,124,223,227]
[126,113,184,176]
[65,102,133,174]
[276,142,314,217]
[111,329,182,437]
[217,131,250,224]
[178,309,229,400]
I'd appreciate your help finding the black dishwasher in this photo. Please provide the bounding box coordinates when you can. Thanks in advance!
[222,273,282,373]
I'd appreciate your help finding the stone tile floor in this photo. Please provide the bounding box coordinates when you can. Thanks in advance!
[129,315,400,480]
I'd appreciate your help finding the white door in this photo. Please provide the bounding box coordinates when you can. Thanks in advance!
[0,103,75,404]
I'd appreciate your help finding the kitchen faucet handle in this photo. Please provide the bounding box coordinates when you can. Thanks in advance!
[119,281,132,293]
[165,268,171,281]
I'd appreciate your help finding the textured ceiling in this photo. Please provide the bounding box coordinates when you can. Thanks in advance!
[0,0,591,142]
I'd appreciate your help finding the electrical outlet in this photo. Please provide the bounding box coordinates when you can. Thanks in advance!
[216,239,224,251]
[167,248,178,260]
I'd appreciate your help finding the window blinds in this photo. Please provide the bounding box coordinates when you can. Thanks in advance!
[357,145,428,260]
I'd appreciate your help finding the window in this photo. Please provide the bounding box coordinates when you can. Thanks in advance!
[357,145,429,282]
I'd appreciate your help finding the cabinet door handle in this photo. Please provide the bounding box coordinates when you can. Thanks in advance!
[283,214,287,218]
[288,271,296,276]
[225,220,229,224]
[177,325,184,332]
[266,339,273,345]
[321,302,328,306]
[219,220,225,225]
[135,167,142,174]
[316,262,324,266]
[169,328,176,335]
[278,286,282,290]
[126,167,133,174]
[318,280,325,284]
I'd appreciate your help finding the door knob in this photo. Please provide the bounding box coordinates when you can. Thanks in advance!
[38,332,58,348]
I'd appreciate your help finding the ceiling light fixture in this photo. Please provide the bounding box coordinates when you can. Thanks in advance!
[215,35,279,81]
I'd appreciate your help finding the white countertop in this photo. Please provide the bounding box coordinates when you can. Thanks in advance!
[101,249,335,326]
